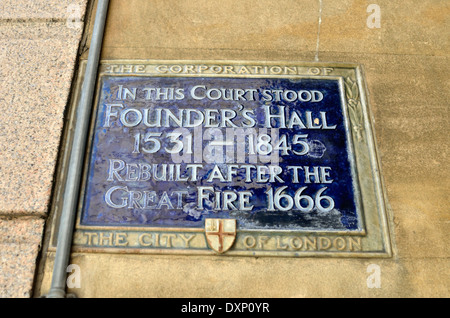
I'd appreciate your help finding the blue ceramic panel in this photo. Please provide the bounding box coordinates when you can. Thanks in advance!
[81,76,361,231]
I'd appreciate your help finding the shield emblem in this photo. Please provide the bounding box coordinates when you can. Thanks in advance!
[205,218,236,253]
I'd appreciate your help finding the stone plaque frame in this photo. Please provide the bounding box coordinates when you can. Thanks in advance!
[49,60,392,258]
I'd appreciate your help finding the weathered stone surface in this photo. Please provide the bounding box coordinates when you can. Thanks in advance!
[0,22,84,214]
[319,52,450,260]
[39,253,449,297]
[0,0,87,20]
[42,0,448,298]
[319,0,449,56]
[0,1,87,299]
[3,0,449,298]
[0,217,45,298]
[99,0,320,60]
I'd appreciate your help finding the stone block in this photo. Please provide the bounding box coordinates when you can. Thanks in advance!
[0,217,44,298]
[0,0,87,21]
[0,22,83,214]
[100,0,320,60]
[319,0,449,56]
[318,51,449,260]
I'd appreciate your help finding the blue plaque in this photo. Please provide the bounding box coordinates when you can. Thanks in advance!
[69,61,392,257]
[81,76,361,231]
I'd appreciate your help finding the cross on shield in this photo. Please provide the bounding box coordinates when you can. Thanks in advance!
[205,218,236,254]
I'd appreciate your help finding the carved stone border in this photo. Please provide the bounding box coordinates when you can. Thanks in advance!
[49,60,392,258]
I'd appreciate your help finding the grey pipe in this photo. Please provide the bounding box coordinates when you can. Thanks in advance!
[47,0,109,298]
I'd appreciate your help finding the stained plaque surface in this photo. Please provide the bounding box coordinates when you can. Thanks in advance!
[64,61,391,257]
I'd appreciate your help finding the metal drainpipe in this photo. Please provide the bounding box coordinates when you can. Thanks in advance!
[47,0,109,298]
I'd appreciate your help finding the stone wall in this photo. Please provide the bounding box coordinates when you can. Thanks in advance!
[0,0,88,298]
[1,0,448,297]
